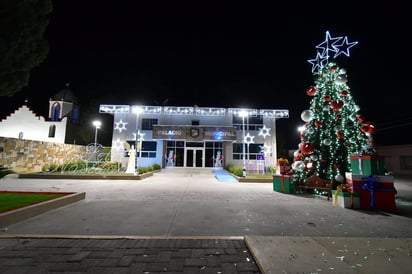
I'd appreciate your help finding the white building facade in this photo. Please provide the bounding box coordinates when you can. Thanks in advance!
[100,105,289,171]
[0,104,68,143]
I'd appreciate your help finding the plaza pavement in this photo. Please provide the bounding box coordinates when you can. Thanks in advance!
[0,168,412,273]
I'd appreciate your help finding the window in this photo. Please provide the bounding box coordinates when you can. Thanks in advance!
[51,103,61,121]
[166,141,185,167]
[139,141,157,158]
[192,120,199,125]
[71,106,80,124]
[232,143,264,160]
[400,156,412,170]
[48,125,56,137]
[141,119,158,130]
[232,115,263,130]
[205,142,223,167]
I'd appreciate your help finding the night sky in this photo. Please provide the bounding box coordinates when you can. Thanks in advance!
[1,1,411,148]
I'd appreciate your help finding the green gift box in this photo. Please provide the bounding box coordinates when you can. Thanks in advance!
[273,174,295,194]
[350,155,385,175]
[332,190,360,209]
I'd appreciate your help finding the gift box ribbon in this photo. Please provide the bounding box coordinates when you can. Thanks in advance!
[356,154,383,175]
[354,176,397,208]
[358,157,363,175]
[333,184,354,208]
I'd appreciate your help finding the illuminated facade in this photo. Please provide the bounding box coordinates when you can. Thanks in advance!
[99,105,289,170]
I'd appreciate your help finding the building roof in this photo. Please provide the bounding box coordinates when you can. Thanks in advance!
[52,83,78,103]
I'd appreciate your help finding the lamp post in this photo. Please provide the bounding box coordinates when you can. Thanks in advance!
[132,106,143,175]
[92,120,101,161]
[239,110,248,177]
[298,125,305,138]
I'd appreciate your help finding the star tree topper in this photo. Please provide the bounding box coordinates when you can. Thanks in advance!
[308,31,358,74]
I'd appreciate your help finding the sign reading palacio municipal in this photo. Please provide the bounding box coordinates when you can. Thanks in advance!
[152,125,237,141]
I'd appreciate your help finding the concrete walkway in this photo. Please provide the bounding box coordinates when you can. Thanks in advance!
[1,168,411,273]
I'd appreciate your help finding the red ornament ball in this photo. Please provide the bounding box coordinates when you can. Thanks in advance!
[314,121,322,127]
[306,86,317,96]
[323,95,331,102]
[356,114,365,122]
[301,142,314,154]
[360,121,375,134]
[340,90,348,96]
[330,100,344,111]
[293,149,303,160]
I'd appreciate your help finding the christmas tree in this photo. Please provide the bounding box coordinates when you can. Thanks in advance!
[292,31,376,186]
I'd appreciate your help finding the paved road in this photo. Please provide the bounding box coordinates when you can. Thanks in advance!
[1,168,411,273]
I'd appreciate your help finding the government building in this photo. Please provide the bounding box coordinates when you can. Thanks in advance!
[99,104,289,171]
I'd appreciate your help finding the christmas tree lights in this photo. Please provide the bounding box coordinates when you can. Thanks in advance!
[292,31,375,188]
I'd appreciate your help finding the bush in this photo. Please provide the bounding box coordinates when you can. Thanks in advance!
[137,167,148,174]
[225,164,243,177]
[0,165,14,179]
[152,163,161,170]
[100,162,122,171]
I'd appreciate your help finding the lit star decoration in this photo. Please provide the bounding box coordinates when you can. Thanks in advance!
[308,31,358,73]
[258,125,271,139]
[114,119,128,133]
[259,145,271,154]
[112,138,123,151]
[307,52,327,74]
[134,130,145,141]
[332,36,358,58]
[315,31,341,58]
[244,132,255,144]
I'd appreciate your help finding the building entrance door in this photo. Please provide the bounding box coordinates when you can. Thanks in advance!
[186,148,204,167]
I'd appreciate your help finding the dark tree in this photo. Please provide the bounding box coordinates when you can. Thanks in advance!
[0,0,52,97]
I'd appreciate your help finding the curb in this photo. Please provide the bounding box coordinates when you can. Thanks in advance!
[18,172,154,180]
[0,192,86,228]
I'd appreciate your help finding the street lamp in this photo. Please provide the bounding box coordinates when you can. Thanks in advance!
[298,125,305,138]
[92,120,101,161]
[239,110,248,177]
[132,106,143,175]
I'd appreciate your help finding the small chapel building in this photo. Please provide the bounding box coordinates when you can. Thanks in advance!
[0,84,82,144]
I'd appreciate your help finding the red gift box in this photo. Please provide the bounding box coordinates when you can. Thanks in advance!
[345,172,397,212]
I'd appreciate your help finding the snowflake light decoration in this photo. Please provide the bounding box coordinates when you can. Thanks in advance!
[114,119,128,133]
[133,130,145,142]
[112,138,123,151]
[308,31,358,73]
[258,125,271,139]
[259,145,271,154]
[244,132,255,144]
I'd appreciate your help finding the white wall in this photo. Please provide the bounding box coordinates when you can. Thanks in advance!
[0,105,67,144]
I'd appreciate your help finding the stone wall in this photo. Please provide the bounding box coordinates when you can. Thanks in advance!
[0,137,87,173]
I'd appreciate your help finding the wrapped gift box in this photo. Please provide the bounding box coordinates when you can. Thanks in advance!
[277,165,291,175]
[350,154,386,175]
[332,190,360,209]
[345,172,397,212]
[273,174,295,194]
